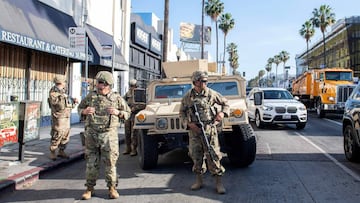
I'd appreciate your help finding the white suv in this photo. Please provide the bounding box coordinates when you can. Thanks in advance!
[246,87,307,129]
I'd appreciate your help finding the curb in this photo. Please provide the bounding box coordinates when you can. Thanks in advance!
[0,150,85,193]
[0,134,125,193]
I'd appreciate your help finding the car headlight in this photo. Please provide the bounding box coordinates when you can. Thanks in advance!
[262,105,273,111]
[232,108,243,118]
[156,118,168,130]
[299,105,307,111]
[328,96,335,102]
[136,113,146,122]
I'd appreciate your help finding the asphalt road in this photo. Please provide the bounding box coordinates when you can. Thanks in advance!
[1,113,360,203]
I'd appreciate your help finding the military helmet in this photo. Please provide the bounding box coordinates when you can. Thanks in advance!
[53,75,66,83]
[95,71,114,85]
[129,79,137,86]
[191,70,208,82]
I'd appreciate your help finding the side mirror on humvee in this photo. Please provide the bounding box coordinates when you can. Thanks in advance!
[133,88,146,104]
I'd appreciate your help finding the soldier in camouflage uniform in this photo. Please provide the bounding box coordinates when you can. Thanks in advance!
[78,71,131,200]
[123,79,146,156]
[179,70,229,194]
[48,75,78,161]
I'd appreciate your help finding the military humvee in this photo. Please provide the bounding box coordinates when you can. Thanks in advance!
[133,59,256,169]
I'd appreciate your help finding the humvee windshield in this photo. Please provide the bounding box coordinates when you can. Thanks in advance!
[208,81,239,96]
[155,84,192,98]
[154,81,239,99]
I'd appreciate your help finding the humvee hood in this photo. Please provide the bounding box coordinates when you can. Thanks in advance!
[144,102,182,116]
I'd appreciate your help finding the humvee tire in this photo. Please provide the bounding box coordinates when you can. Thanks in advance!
[226,124,256,167]
[137,129,159,169]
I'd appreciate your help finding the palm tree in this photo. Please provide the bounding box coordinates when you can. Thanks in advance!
[299,20,315,71]
[219,13,235,73]
[273,54,281,87]
[161,0,169,78]
[205,0,224,72]
[279,50,290,78]
[258,70,266,86]
[226,42,239,75]
[311,4,336,68]
[265,63,272,82]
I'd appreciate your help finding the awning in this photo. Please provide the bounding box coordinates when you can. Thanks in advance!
[86,25,128,71]
[0,0,91,61]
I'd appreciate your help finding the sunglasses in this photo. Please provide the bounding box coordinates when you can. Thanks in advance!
[97,80,109,86]
[200,80,208,83]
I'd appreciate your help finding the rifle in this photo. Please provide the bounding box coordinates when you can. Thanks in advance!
[193,103,218,161]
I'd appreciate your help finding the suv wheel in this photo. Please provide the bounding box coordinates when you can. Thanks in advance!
[343,125,360,162]
[226,124,256,167]
[255,111,265,128]
[137,129,159,169]
[296,122,306,130]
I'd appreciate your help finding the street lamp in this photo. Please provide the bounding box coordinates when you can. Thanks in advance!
[176,48,181,61]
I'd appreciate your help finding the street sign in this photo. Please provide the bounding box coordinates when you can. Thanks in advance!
[68,27,86,52]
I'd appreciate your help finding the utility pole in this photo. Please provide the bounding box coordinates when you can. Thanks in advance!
[201,0,204,59]
[82,0,88,96]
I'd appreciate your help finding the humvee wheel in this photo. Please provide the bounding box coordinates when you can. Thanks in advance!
[137,129,159,169]
[227,124,256,167]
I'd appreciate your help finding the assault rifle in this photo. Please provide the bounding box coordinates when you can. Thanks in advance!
[193,103,218,161]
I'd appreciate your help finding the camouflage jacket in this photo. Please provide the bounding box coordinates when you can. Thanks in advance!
[78,90,131,131]
[48,86,75,119]
[179,87,229,128]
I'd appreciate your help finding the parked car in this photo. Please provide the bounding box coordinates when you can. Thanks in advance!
[246,87,307,129]
[342,84,360,162]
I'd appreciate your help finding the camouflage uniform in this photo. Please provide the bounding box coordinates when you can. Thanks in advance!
[180,87,229,175]
[123,79,146,155]
[48,75,76,158]
[78,71,131,196]
[179,70,229,194]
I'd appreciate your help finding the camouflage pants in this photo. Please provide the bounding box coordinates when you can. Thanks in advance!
[188,124,225,176]
[50,126,70,151]
[84,127,119,188]
[124,113,137,149]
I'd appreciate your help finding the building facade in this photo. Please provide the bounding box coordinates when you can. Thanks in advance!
[296,16,360,78]
[0,0,131,126]
[129,13,162,88]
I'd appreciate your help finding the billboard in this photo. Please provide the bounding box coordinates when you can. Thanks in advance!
[180,22,211,44]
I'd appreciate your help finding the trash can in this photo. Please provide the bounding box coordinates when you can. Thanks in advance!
[18,101,41,162]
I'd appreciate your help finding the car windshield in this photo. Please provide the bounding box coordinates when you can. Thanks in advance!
[208,81,239,96]
[154,84,192,98]
[325,71,352,81]
[263,90,293,99]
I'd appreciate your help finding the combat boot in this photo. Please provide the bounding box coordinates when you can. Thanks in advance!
[122,145,131,155]
[130,145,137,156]
[190,174,203,190]
[109,186,119,199]
[57,149,69,159]
[49,150,56,161]
[215,175,226,194]
[81,187,94,200]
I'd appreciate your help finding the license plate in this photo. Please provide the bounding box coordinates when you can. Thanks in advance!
[282,114,291,119]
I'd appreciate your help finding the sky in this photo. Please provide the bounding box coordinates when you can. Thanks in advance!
[131,0,360,80]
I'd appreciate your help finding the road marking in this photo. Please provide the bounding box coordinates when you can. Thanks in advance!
[295,132,360,182]
[323,118,342,126]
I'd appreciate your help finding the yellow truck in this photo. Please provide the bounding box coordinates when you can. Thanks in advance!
[292,68,356,118]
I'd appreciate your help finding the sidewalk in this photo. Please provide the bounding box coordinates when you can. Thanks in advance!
[0,123,125,193]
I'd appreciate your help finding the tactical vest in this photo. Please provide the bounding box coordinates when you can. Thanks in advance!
[190,93,215,124]
[88,91,121,131]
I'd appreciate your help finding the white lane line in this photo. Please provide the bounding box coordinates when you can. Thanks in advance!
[295,132,360,182]
[323,118,342,126]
